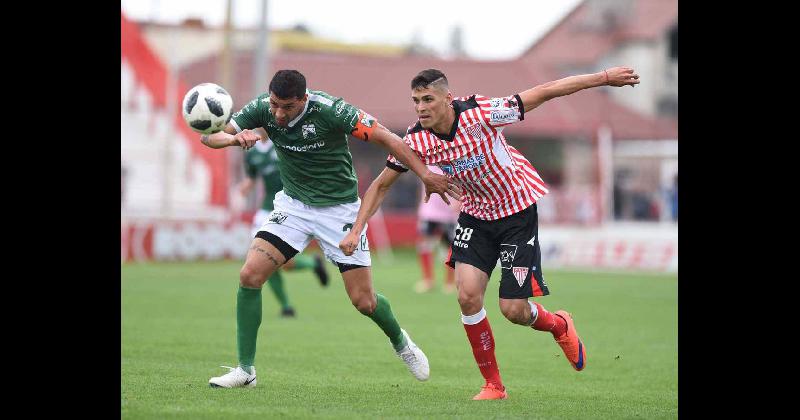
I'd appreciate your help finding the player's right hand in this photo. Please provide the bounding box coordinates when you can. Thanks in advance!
[423,171,454,205]
[232,129,262,150]
[339,230,360,256]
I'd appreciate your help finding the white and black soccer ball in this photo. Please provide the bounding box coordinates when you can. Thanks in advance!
[182,83,234,135]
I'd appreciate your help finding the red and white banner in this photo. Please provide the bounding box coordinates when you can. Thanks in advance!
[122,217,677,272]
[538,225,677,272]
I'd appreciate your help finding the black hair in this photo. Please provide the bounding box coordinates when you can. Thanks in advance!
[269,70,307,99]
[411,69,448,90]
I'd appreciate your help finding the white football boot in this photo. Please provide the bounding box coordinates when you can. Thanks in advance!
[208,366,257,388]
[396,329,430,381]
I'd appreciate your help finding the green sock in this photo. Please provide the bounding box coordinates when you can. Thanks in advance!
[266,271,291,310]
[366,293,407,351]
[292,254,316,270]
[237,286,262,369]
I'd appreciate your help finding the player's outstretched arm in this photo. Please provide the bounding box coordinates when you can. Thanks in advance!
[200,124,265,150]
[339,168,402,256]
[518,66,640,113]
[368,125,460,204]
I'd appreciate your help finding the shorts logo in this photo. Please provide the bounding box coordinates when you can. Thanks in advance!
[268,211,288,224]
[512,267,529,287]
[342,223,353,231]
[499,244,518,269]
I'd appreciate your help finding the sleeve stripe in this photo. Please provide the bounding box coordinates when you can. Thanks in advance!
[386,161,409,173]
[230,119,242,133]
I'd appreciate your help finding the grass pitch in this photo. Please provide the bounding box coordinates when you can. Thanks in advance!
[122,248,677,419]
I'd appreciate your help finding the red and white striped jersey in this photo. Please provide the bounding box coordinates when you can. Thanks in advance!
[387,94,548,221]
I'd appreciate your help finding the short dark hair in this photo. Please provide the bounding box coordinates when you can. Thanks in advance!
[411,69,448,90]
[269,70,307,99]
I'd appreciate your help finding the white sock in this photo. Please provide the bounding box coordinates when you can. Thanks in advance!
[528,301,538,326]
[461,307,487,325]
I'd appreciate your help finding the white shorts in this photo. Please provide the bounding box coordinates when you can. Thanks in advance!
[256,191,371,267]
[250,209,271,238]
[250,209,272,238]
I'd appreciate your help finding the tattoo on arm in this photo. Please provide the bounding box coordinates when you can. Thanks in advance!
[250,245,281,266]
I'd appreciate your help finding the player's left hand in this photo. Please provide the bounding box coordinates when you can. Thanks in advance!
[423,171,462,204]
[339,230,360,256]
[423,171,451,204]
[233,129,262,150]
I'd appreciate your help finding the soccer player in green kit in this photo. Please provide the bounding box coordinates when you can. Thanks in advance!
[238,140,330,318]
[201,70,460,388]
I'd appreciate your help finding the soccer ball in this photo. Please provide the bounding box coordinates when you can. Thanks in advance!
[182,83,234,135]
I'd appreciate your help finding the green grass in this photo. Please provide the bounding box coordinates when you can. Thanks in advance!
[122,248,677,419]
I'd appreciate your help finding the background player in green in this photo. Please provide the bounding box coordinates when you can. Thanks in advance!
[200,69,460,388]
[238,140,330,318]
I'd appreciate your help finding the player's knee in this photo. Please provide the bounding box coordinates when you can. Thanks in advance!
[457,291,483,315]
[239,265,267,288]
[352,294,377,315]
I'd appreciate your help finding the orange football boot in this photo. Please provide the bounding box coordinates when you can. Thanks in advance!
[554,310,587,371]
[472,382,508,400]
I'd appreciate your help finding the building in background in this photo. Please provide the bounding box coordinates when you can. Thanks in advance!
[121,0,677,270]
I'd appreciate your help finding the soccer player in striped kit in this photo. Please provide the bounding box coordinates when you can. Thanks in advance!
[340,67,640,400]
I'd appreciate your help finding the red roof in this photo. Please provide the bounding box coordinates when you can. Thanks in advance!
[182,50,675,140]
[179,0,677,141]
[520,0,678,67]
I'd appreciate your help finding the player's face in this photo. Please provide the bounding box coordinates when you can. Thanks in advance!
[269,93,307,127]
[411,87,452,129]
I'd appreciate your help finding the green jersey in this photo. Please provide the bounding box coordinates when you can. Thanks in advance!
[231,89,372,206]
[244,141,283,211]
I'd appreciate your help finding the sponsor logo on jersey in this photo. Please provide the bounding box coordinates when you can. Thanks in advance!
[453,154,487,173]
[268,211,288,224]
[490,110,518,123]
[280,141,325,152]
[301,123,316,139]
[499,244,518,269]
[425,144,445,155]
[512,266,529,286]
[440,163,454,176]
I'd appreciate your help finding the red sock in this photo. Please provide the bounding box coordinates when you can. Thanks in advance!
[462,311,504,389]
[531,301,567,338]
[418,250,433,281]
